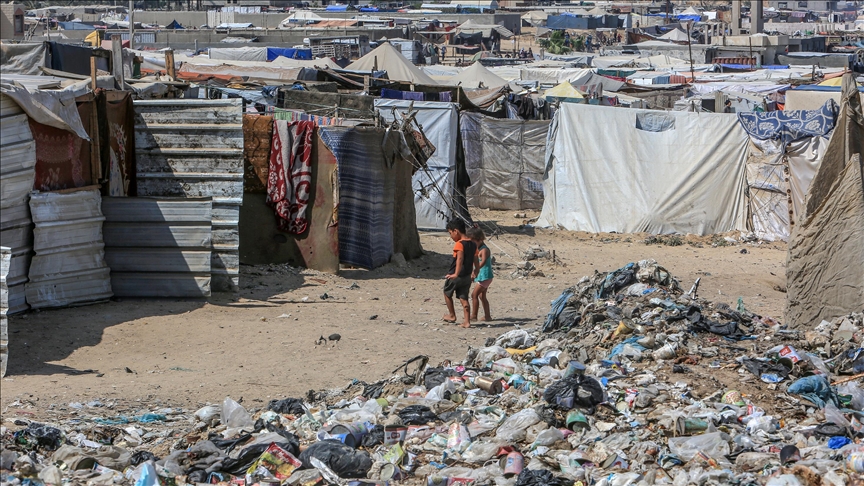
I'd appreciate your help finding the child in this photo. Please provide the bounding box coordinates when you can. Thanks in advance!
[469,227,493,322]
[443,219,478,328]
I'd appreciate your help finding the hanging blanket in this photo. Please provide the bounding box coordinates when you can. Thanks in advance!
[267,120,315,234]
[737,99,837,144]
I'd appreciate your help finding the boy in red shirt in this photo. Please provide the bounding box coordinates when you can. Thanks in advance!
[442,219,478,328]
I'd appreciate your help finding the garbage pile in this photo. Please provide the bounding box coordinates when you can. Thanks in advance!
[1,260,863,486]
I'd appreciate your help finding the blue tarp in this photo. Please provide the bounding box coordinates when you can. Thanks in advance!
[359,6,379,11]
[326,5,349,11]
[737,99,837,143]
[793,84,864,92]
[676,14,702,21]
[266,47,313,61]
[166,19,184,29]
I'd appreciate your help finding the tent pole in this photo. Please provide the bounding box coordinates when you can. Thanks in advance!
[128,0,134,50]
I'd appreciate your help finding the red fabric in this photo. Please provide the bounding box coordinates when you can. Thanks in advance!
[267,120,315,234]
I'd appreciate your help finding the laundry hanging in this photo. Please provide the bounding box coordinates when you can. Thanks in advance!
[267,120,316,234]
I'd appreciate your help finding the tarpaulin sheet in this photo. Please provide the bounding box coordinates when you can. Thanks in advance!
[462,112,549,210]
[266,47,312,61]
[0,83,90,140]
[786,74,864,328]
[537,103,749,235]
[375,100,461,230]
[208,47,268,62]
[0,43,46,75]
[48,42,94,76]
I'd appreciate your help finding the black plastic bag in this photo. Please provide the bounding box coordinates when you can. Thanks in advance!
[360,425,384,448]
[187,470,208,483]
[209,433,252,455]
[267,398,306,415]
[515,469,574,486]
[219,441,298,475]
[398,405,439,425]
[423,367,456,390]
[130,450,159,466]
[740,358,790,380]
[298,440,372,478]
[543,375,606,414]
[16,423,63,450]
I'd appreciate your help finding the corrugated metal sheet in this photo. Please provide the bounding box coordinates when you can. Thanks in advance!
[133,99,243,292]
[25,190,113,309]
[0,93,35,315]
[1,246,9,377]
[102,197,212,298]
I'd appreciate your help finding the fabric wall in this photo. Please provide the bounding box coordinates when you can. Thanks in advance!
[208,47,268,62]
[0,43,46,75]
[461,112,549,210]
[375,100,462,230]
[537,103,750,235]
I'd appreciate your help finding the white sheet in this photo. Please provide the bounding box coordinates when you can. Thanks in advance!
[537,103,750,235]
[375,100,459,230]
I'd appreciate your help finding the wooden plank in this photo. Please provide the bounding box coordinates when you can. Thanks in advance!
[102,198,212,222]
[105,248,211,273]
[103,222,212,248]
[110,273,210,298]
[111,34,124,87]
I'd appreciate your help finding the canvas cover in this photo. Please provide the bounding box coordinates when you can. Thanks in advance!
[375,100,464,230]
[444,62,508,89]
[0,43,46,75]
[786,74,864,328]
[462,112,549,210]
[537,103,749,234]
[208,47,268,62]
[347,43,438,85]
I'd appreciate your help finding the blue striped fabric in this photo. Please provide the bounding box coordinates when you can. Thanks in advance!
[320,127,394,270]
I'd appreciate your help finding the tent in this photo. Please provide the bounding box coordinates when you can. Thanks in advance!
[347,43,438,85]
[461,112,550,210]
[279,10,322,28]
[537,103,750,234]
[521,11,548,26]
[444,61,508,89]
[453,19,515,38]
[375,100,470,230]
[786,73,864,328]
[659,29,689,42]
[208,46,268,62]
[544,82,585,103]
[165,19,184,29]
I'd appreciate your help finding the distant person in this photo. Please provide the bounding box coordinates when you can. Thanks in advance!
[723,99,733,113]
[528,47,534,59]
[442,219,478,328]
[469,227,493,323]
[441,45,447,59]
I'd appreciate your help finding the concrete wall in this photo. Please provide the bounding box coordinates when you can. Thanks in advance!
[1,4,25,40]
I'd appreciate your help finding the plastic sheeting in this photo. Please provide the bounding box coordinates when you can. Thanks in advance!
[462,112,549,210]
[0,43,46,75]
[375,100,461,230]
[0,83,90,141]
[537,103,749,235]
[208,47,268,62]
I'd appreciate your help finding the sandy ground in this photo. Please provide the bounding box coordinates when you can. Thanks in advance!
[0,210,788,416]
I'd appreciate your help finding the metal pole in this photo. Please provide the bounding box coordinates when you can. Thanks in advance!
[687,21,694,82]
[128,0,134,49]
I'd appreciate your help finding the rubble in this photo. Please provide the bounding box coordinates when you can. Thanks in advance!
[1,260,863,486]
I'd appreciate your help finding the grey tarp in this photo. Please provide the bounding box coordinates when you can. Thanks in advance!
[786,74,864,328]
[0,43,46,75]
[461,112,549,210]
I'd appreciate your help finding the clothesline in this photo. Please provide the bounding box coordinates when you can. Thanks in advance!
[264,106,344,126]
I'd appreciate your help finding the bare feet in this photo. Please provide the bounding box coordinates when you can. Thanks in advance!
[480,317,491,322]
[459,322,471,328]
[470,315,478,321]
[442,315,457,323]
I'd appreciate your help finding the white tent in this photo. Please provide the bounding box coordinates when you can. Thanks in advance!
[347,43,438,85]
[444,61,508,89]
[659,29,690,42]
[537,103,750,234]
[375,100,463,230]
[279,10,322,28]
[521,11,548,26]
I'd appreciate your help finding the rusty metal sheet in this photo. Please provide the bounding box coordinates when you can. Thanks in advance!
[134,99,243,292]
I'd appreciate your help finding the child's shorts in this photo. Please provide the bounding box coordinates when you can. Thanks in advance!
[444,275,472,300]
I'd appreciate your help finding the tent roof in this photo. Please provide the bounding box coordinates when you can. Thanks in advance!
[544,81,584,100]
[446,61,508,89]
[521,10,548,21]
[455,19,514,38]
[659,28,689,41]
[346,42,438,85]
[681,6,701,15]
[587,6,606,15]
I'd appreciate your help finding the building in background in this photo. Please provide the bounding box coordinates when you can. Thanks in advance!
[0,3,26,39]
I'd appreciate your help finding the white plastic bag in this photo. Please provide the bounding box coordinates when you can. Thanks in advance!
[461,438,506,463]
[668,432,730,462]
[221,397,253,428]
[533,427,565,448]
[496,408,541,442]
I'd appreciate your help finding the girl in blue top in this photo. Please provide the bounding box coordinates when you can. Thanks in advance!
[468,227,493,323]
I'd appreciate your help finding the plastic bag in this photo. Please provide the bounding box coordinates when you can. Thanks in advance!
[398,405,440,425]
[426,379,457,401]
[668,432,730,462]
[460,439,505,463]
[515,469,574,486]
[298,439,372,478]
[533,427,565,448]
[467,407,506,437]
[473,346,510,367]
[496,408,541,442]
[542,375,606,413]
[267,398,306,415]
[837,381,864,411]
[495,329,534,349]
[194,405,221,424]
[221,397,253,429]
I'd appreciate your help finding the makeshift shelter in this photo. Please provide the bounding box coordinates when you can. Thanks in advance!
[375,100,469,230]
[786,73,864,328]
[444,61,508,89]
[208,47,268,62]
[537,103,749,234]
[521,11,548,26]
[279,10,322,28]
[736,101,838,241]
[461,112,549,210]
[165,19,184,29]
[453,20,515,39]
[346,43,438,85]
[544,82,585,103]
[659,29,689,42]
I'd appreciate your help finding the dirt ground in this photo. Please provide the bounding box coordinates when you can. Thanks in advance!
[0,210,789,416]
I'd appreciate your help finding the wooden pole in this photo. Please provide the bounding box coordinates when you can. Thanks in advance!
[89,93,102,184]
[90,55,98,90]
[111,34,125,88]
[165,48,176,80]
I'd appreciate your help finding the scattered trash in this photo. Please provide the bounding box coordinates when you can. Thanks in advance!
[1,262,862,486]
